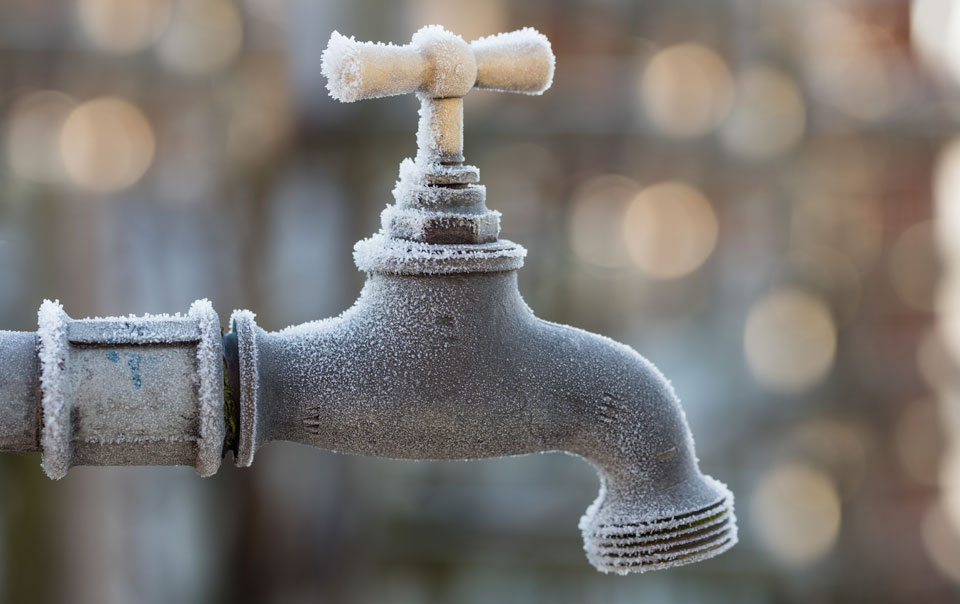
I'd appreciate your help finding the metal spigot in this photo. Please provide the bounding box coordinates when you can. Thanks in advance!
[0,25,737,575]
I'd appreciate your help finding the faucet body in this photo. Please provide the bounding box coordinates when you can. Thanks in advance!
[231,268,735,573]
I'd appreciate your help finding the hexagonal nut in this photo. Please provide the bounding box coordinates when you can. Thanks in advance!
[384,208,500,244]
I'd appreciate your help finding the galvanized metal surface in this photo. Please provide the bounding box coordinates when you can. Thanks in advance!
[0,330,38,451]
[34,300,225,479]
[228,269,736,573]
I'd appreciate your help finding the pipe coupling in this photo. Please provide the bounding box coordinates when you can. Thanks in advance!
[36,300,225,479]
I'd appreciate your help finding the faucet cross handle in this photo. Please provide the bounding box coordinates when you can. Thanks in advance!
[321,25,555,164]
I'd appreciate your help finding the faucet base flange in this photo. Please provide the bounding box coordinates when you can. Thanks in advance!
[353,233,526,275]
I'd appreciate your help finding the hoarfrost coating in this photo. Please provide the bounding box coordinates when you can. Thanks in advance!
[229,270,736,574]
[0,24,737,576]
[36,300,226,479]
[320,25,553,103]
[37,300,70,479]
[312,24,735,573]
[320,25,554,164]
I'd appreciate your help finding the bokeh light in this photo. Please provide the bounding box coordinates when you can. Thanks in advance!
[799,138,888,196]
[568,175,637,269]
[722,65,806,160]
[912,0,960,85]
[483,142,560,232]
[59,97,156,193]
[752,461,842,567]
[935,137,960,262]
[4,90,77,184]
[889,221,938,312]
[243,0,289,29]
[157,0,243,76]
[922,501,960,585]
[802,2,901,121]
[894,398,945,486]
[409,0,507,42]
[77,0,171,54]
[227,60,293,164]
[791,194,883,270]
[622,181,718,279]
[938,277,960,364]
[790,419,868,499]
[639,43,734,139]
[942,445,960,537]
[936,140,960,360]
[744,288,837,394]
[787,246,862,324]
[917,329,952,393]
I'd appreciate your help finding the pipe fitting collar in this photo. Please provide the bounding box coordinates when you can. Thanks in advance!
[230,310,260,467]
[36,300,226,479]
[353,233,526,275]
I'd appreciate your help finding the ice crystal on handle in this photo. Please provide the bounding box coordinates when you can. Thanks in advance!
[320,24,554,165]
[321,32,420,103]
[471,27,555,95]
[321,31,363,102]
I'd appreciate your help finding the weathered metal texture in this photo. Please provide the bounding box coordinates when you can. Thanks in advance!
[35,300,225,479]
[228,269,736,574]
[0,330,39,451]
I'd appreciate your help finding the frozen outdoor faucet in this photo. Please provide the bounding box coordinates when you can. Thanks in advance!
[0,25,736,574]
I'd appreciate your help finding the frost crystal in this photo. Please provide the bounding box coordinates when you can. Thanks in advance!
[320,31,366,102]
[37,300,70,480]
[471,27,556,95]
[190,299,226,477]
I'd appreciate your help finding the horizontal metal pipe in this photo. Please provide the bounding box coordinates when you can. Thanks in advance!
[0,330,39,452]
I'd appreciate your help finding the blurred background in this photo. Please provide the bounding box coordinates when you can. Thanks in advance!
[0,0,959,602]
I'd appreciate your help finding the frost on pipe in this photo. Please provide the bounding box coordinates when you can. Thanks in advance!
[0,330,39,451]
[36,300,225,479]
[321,26,553,103]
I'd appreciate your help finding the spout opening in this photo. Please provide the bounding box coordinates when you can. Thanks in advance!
[580,477,737,575]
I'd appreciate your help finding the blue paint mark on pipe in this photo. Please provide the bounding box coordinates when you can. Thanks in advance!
[127,354,142,389]
[106,350,119,363]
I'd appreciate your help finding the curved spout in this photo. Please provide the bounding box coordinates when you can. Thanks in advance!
[230,269,736,574]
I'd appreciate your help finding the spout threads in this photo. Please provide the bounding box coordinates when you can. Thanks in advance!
[581,496,737,575]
